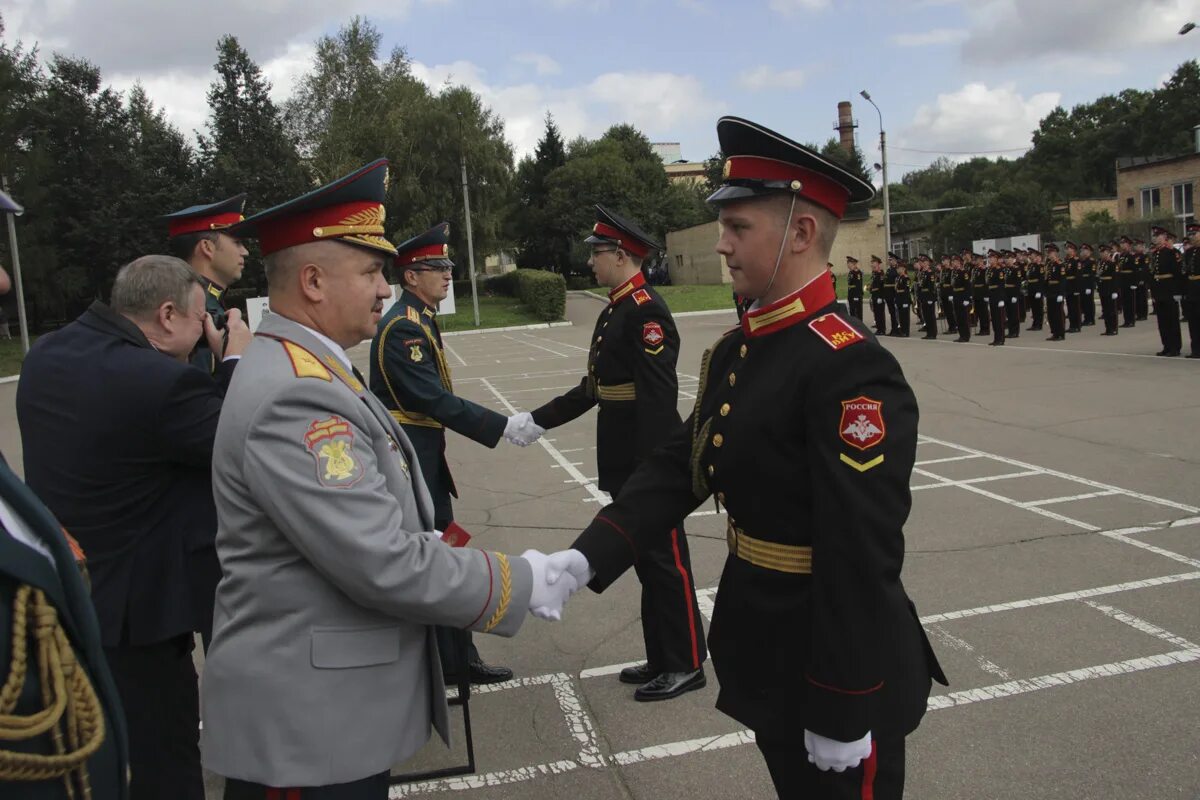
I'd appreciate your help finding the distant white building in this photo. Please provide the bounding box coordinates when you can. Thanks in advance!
[651,142,707,186]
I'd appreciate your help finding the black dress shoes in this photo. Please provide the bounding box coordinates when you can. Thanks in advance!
[633,667,707,702]
[619,663,659,685]
[464,657,513,684]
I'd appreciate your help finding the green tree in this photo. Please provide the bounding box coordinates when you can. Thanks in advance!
[511,113,570,271]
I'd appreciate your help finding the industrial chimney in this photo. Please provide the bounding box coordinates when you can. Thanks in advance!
[836,101,858,156]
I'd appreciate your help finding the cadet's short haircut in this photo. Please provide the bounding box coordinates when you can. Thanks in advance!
[110,255,201,318]
[167,231,221,263]
[770,193,838,258]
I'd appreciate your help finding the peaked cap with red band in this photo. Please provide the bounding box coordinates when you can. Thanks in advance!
[707,116,875,219]
[229,159,395,256]
[585,204,661,260]
[162,193,247,238]
[396,222,453,268]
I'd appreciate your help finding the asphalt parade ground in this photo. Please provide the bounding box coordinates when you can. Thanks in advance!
[3,292,1197,799]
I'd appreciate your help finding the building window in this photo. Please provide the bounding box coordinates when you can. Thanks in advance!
[1140,188,1161,217]
[1172,182,1194,222]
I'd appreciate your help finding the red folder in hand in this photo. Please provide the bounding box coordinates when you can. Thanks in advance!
[441,521,472,548]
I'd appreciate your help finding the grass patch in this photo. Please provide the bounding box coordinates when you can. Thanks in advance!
[588,276,849,313]
[0,336,34,378]
[438,293,556,332]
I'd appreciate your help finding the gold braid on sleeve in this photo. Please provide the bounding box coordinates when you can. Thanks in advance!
[482,554,512,634]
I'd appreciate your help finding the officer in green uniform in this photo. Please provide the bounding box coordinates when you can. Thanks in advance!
[162,194,249,373]
[369,222,528,684]
[543,116,945,799]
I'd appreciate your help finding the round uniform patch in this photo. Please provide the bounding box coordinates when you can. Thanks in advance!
[304,416,364,488]
[839,396,885,451]
[642,321,665,347]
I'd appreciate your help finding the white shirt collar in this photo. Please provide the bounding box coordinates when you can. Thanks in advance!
[290,320,354,373]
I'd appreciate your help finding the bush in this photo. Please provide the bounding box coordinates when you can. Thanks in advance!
[484,271,520,297]
[565,275,595,290]
[514,268,566,321]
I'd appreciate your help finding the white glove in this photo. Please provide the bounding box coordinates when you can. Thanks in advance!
[1057,296,1064,302]
[997,301,1005,308]
[1111,293,1118,300]
[544,548,595,587]
[1085,289,1092,295]
[521,549,579,621]
[1174,296,1183,303]
[963,300,970,306]
[805,729,872,772]
[1035,292,1041,299]
[504,412,545,447]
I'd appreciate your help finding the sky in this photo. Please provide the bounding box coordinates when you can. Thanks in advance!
[4,0,1199,180]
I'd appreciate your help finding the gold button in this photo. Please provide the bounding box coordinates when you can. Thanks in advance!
[713,434,724,447]
[739,344,748,357]
[720,403,731,416]
[596,336,603,342]
[707,465,715,476]
[728,373,736,386]
[603,322,608,328]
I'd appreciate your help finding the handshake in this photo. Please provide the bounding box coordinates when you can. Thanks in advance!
[521,549,593,621]
[504,412,545,447]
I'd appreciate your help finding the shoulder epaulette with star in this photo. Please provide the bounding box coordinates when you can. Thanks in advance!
[807,313,865,351]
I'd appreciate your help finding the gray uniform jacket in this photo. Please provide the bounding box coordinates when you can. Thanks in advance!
[201,314,532,787]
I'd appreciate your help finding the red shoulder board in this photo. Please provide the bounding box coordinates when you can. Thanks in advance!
[808,313,865,350]
[632,288,652,305]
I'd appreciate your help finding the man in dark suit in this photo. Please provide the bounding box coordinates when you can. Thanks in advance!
[0,186,130,799]
[16,255,250,800]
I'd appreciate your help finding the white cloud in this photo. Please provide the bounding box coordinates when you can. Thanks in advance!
[901,82,1061,157]
[513,52,561,76]
[768,0,830,13]
[737,65,808,91]
[891,28,968,47]
[412,61,722,159]
[1,0,424,73]
[961,0,1195,64]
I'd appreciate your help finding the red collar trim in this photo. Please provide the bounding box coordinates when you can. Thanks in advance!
[608,270,646,304]
[740,273,836,338]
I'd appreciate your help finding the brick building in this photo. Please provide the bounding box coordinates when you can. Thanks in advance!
[1114,126,1200,231]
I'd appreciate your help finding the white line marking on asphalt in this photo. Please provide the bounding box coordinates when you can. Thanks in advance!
[611,730,757,767]
[925,648,1200,711]
[517,331,590,353]
[909,469,1042,491]
[1022,490,1122,507]
[926,625,1011,680]
[481,378,609,505]
[914,454,984,466]
[504,334,574,359]
[579,660,643,679]
[919,571,1200,625]
[442,341,468,367]
[1082,601,1199,650]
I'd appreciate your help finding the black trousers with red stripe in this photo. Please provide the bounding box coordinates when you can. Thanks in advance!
[632,521,707,673]
[224,772,389,800]
[756,736,905,800]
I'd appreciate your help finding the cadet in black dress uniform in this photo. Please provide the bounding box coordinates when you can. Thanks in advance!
[845,256,864,320]
[530,206,707,702]
[868,256,887,334]
[547,116,946,799]
[1148,225,1183,357]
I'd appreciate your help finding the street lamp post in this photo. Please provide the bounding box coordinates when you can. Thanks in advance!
[859,90,892,260]
[1180,22,1196,35]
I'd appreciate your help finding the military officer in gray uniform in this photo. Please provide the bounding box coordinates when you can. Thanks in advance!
[201,159,578,800]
